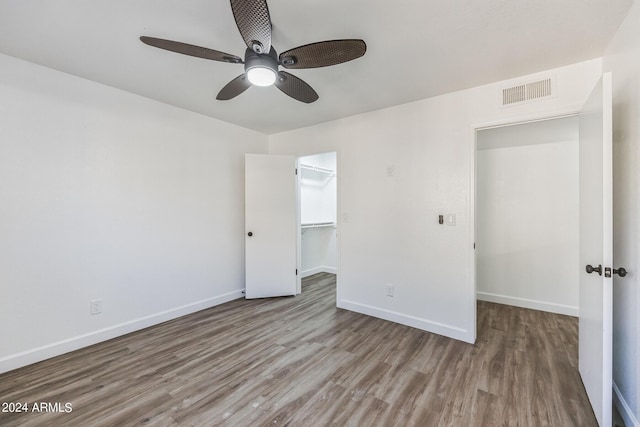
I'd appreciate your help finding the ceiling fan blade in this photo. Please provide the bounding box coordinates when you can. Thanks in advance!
[275,71,319,103]
[279,39,366,69]
[230,0,272,54]
[140,36,243,63]
[216,74,252,100]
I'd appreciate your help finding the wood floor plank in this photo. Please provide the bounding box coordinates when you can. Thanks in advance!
[0,273,597,426]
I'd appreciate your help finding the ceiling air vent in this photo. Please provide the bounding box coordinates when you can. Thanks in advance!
[502,78,553,106]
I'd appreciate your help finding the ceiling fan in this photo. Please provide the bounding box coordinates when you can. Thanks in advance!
[140,0,366,103]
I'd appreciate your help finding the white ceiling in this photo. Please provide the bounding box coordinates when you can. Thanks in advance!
[0,0,633,134]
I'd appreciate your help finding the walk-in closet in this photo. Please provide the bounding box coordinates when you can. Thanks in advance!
[299,152,337,278]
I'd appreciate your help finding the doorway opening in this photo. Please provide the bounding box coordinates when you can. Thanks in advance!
[474,115,580,316]
[296,152,337,294]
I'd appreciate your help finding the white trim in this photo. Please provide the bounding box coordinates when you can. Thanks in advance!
[614,381,640,427]
[0,290,244,374]
[338,299,473,343]
[476,113,579,133]
[295,151,339,295]
[301,266,337,278]
[296,157,303,294]
[477,291,578,317]
[335,151,342,306]
[469,127,478,344]
[470,111,583,350]
[471,107,582,132]
[470,109,582,345]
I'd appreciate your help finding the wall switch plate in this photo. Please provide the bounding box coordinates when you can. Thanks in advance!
[386,284,394,297]
[90,299,103,315]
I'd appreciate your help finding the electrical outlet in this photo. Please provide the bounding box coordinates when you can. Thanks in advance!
[90,299,103,315]
[386,284,394,297]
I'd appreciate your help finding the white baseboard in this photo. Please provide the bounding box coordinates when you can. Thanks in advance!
[338,299,473,343]
[614,381,640,427]
[476,291,578,317]
[301,266,337,278]
[0,289,244,374]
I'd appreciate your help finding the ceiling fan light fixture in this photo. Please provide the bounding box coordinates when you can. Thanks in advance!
[247,66,277,86]
[244,47,279,87]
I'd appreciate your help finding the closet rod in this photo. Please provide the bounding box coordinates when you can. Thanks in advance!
[299,164,335,175]
[301,222,336,229]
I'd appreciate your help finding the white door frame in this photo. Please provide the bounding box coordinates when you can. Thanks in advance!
[295,151,340,297]
[469,109,581,341]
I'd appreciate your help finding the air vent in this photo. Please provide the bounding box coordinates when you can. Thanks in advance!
[503,84,526,105]
[502,78,553,106]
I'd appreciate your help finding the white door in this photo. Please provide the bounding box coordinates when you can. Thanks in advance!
[245,154,297,298]
[578,72,613,427]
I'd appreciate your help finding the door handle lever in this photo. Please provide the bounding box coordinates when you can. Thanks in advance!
[613,267,627,277]
[585,264,602,276]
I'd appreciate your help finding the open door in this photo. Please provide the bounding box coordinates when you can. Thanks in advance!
[578,72,613,427]
[245,154,297,299]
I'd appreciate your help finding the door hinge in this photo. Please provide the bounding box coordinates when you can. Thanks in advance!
[474,243,476,249]
[296,269,298,275]
[295,168,298,175]
[605,267,612,278]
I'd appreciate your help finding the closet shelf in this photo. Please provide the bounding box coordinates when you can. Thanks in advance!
[300,163,335,177]
[301,222,336,229]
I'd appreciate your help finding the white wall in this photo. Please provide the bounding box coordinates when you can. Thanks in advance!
[476,117,579,316]
[269,59,602,343]
[299,152,337,277]
[0,53,268,373]
[603,0,640,425]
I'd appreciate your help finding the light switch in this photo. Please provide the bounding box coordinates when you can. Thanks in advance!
[446,214,456,226]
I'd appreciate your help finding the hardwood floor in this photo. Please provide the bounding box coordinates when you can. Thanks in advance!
[0,273,597,426]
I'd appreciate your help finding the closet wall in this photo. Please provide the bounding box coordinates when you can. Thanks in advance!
[299,152,337,277]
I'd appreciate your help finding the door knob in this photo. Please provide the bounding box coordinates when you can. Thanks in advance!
[247,231,253,237]
[613,267,627,277]
[585,264,602,276]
